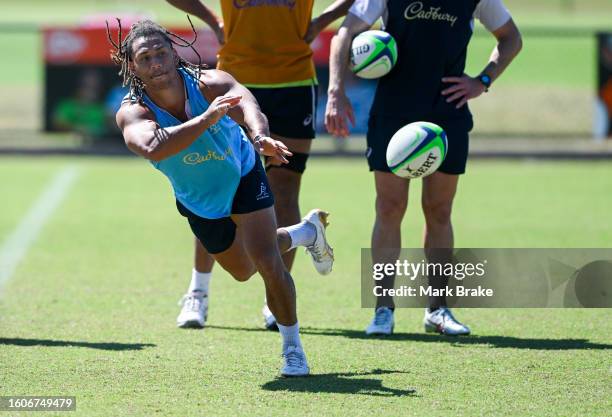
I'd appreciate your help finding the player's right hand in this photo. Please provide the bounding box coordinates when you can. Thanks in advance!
[325,89,355,138]
[202,95,241,126]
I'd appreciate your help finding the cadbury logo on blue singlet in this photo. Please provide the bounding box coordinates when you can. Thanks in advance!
[233,0,296,10]
[183,148,233,165]
[404,2,458,27]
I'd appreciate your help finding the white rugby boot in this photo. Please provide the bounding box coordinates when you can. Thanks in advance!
[365,307,395,335]
[176,291,208,329]
[423,307,470,335]
[281,345,310,377]
[303,209,334,275]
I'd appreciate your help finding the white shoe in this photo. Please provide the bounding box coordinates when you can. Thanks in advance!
[423,307,470,335]
[176,291,208,329]
[281,345,310,377]
[303,209,334,275]
[262,303,278,331]
[365,307,394,335]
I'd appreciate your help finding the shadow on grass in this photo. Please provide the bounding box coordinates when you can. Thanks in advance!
[0,338,155,351]
[261,369,416,397]
[300,328,612,350]
[206,325,612,350]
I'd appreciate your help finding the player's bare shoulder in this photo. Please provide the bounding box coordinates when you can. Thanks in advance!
[115,99,159,154]
[116,99,156,131]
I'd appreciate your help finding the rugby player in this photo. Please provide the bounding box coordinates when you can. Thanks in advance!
[167,0,353,330]
[110,19,334,375]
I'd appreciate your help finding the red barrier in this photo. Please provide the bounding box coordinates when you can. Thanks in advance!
[42,26,360,137]
[43,27,334,66]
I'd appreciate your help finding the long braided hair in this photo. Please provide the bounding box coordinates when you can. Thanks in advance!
[106,17,206,103]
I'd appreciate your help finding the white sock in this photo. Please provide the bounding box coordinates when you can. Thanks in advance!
[277,322,302,351]
[284,221,316,250]
[188,269,211,294]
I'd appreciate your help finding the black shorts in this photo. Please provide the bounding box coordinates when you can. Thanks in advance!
[176,157,275,254]
[249,84,318,139]
[366,116,473,175]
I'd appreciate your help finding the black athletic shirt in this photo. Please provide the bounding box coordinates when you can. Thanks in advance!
[350,0,510,129]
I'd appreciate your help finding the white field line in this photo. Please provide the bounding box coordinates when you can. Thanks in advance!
[0,166,80,290]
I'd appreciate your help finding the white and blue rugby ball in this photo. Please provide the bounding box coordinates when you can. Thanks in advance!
[386,122,448,179]
[350,30,398,79]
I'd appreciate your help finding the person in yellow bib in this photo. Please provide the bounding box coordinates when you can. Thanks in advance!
[166,0,353,329]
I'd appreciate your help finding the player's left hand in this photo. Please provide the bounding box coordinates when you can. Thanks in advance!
[254,136,293,165]
[304,17,322,44]
[441,74,487,108]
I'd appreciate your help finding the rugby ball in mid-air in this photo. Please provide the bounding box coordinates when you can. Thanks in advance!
[386,122,448,179]
[350,30,398,79]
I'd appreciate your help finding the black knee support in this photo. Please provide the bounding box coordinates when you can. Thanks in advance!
[265,151,309,174]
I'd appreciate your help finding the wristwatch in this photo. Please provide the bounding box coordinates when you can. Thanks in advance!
[478,73,492,92]
[252,134,265,153]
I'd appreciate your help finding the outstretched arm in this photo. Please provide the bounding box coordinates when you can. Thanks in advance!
[116,95,239,162]
[165,0,224,44]
[200,70,292,164]
[304,0,355,43]
[325,13,370,137]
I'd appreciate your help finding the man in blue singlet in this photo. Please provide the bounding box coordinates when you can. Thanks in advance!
[325,0,522,335]
[165,0,351,331]
[111,20,334,376]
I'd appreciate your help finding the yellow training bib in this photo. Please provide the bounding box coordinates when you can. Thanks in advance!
[217,0,316,86]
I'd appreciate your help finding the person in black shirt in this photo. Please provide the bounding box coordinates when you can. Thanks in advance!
[325,0,522,335]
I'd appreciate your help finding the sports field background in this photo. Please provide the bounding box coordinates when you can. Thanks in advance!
[1,1,611,416]
[1,0,611,138]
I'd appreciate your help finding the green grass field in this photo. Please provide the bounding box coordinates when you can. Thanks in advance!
[0,157,611,416]
[1,3,610,415]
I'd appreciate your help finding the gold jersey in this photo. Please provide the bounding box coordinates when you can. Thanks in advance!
[217,0,316,86]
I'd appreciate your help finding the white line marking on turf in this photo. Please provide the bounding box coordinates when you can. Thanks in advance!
[0,166,80,290]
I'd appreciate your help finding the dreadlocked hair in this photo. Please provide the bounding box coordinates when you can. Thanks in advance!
[106,17,206,103]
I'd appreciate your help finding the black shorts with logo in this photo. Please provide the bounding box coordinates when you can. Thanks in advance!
[176,157,274,254]
[366,116,473,175]
[249,84,318,139]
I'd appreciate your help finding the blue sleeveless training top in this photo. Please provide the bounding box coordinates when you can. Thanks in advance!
[136,68,256,219]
